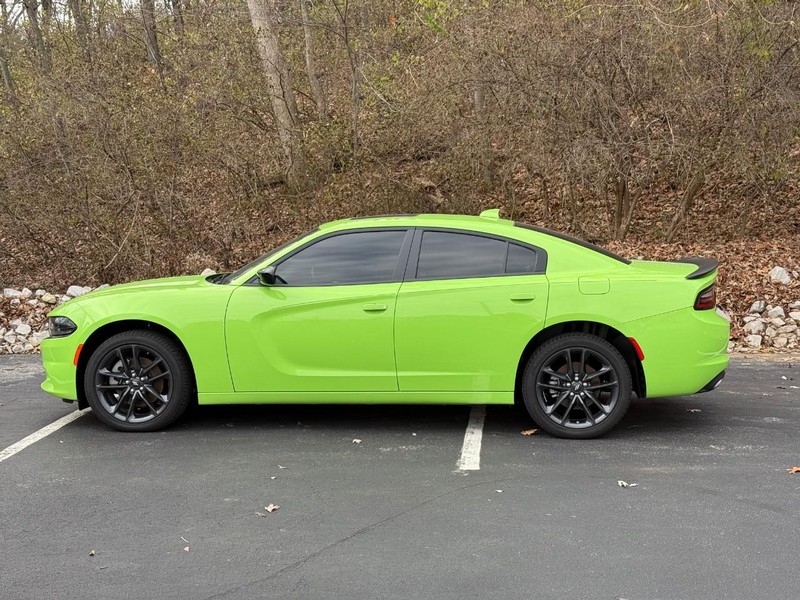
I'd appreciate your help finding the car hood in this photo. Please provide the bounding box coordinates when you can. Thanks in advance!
[79,275,211,299]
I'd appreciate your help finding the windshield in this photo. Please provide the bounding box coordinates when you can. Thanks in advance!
[218,230,316,284]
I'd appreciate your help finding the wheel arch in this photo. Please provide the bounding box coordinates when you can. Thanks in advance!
[515,320,646,403]
[75,320,196,409]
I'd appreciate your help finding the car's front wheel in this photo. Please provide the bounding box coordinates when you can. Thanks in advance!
[83,330,193,432]
[522,333,632,439]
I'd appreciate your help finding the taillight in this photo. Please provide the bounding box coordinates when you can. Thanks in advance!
[694,285,716,310]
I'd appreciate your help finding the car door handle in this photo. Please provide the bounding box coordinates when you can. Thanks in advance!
[362,303,388,312]
[510,294,535,302]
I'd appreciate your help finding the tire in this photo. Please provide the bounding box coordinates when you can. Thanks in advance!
[521,333,632,439]
[83,330,193,432]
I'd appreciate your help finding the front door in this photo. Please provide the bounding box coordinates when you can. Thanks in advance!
[225,229,411,392]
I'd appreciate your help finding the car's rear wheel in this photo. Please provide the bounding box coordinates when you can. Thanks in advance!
[522,333,632,439]
[83,330,193,432]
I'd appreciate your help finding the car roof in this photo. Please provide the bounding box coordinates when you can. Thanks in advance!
[319,209,514,231]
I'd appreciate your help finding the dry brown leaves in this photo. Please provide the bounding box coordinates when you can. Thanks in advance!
[788,466,800,474]
[520,429,539,436]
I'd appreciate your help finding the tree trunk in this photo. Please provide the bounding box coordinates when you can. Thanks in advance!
[0,45,18,109]
[474,81,494,187]
[23,0,51,72]
[666,171,706,242]
[67,0,91,62]
[141,0,165,89]
[170,0,185,37]
[245,0,308,185]
[300,0,328,123]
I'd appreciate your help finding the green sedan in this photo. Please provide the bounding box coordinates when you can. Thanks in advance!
[41,209,729,438]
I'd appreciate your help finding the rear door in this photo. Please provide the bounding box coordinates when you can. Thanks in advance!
[394,229,549,392]
[226,229,412,392]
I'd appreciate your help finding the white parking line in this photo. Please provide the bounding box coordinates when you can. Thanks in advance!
[456,405,486,471]
[0,409,87,464]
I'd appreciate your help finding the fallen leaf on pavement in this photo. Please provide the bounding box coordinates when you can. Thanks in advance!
[352,439,362,444]
[788,466,800,474]
[265,503,280,513]
[88,550,95,557]
[617,480,639,488]
[270,476,276,480]
[687,409,701,413]
[520,429,539,436]
[183,546,190,552]
[495,490,503,493]
[278,465,287,470]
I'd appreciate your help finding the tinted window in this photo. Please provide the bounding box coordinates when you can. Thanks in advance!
[417,232,507,279]
[506,243,539,274]
[275,230,406,286]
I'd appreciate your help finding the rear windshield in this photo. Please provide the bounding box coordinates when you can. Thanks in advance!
[513,223,631,265]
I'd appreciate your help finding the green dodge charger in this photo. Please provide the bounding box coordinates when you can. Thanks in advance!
[41,209,730,438]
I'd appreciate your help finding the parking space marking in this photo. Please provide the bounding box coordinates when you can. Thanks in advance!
[0,409,87,464]
[456,405,486,471]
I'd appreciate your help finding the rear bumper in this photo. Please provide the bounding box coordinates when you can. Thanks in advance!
[697,369,726,393]
[626,307,730,398]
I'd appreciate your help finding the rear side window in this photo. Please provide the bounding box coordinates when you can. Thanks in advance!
[416,231,544,280]
[506,243,539,274]
[276,230,407,286]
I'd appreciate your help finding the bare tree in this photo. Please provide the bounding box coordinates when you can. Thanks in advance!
[67,0,91,62]
[300,0,328,123]
[331,0,359,160]
[170,0,185,37]
[22,0,50,72]
[245,0,308,185]
[141,0,165,88]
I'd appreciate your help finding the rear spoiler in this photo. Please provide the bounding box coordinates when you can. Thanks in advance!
[674,257,719,280]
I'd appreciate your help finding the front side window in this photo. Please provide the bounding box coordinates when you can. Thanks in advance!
[275,230,407,286]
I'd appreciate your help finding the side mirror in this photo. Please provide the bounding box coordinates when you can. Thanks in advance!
[257,265,277,286]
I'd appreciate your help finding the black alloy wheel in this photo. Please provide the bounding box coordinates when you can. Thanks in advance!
[522,333,633,439]
[84,330,193,432]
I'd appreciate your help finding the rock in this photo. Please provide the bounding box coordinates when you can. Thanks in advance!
[745,334,763,348]
[26,299,38,306]
[59,295,70,304]
[9,298,20,307]
[789,312,800,322]
[201,268,217,276]
[2,288,22,299]
[32,330,49,344]
[34,289,46,297]
[10,343,24,354]
[3,332,16,344]
[770,318,785,328]
[777,324,798,335]
[765,327,778,338]
[66,285,91,298]
[789,301,800,310]
[748,300,766,314]
[96,284,110,291]
[20,287,32,299]
[773,336,789,349]
[40,293,57,305]
[742,315,759,323]
[15,323,32,336]
[769,266,791,285]
[743,320,765,334]
[766,306,785,319]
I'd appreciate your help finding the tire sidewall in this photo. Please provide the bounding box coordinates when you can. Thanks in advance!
[522,333,633,439]
[83,330,191,432]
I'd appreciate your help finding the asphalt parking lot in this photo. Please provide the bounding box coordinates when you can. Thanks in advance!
[1,355,799,600]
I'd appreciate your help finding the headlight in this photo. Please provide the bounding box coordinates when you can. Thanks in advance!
[48,316,77,337]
